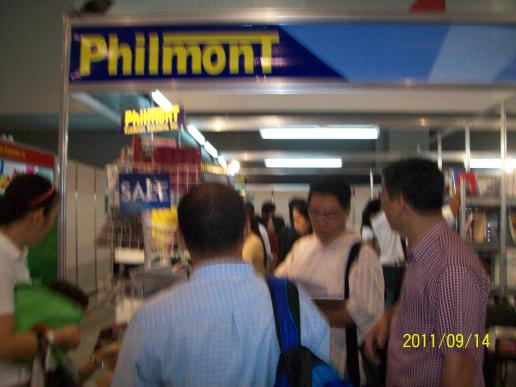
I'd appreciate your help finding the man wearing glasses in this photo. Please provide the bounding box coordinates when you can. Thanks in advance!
[275,178,384,383]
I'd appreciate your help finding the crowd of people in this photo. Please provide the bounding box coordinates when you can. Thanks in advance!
[0,158,492,386]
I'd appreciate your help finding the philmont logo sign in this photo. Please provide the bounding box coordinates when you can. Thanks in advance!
[69,25,340,82]
[121,107,184,135]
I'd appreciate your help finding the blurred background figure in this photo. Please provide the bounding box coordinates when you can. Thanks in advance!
[243,204,268,275]
[361,198,406,308]
[259,201,285,266]
[245,203,272,272]
[279,198,312,263]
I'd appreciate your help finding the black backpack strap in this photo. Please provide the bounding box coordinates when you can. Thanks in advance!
[344,242,361,387]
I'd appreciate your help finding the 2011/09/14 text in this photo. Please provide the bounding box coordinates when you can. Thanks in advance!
[402,333,490,349]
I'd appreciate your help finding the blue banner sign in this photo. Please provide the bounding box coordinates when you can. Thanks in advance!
[69,25,338,82]
[70,23,516,85]
[119,173,171,215]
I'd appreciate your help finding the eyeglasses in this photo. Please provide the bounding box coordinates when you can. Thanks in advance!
[308,210,341,222]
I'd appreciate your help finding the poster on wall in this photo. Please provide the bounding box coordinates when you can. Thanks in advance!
[0,141,55,195]
[0,140,57,284]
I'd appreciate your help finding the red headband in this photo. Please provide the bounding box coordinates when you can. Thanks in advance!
[29,186,55,207]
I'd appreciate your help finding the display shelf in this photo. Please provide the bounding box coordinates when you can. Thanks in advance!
[466,197,501,207]
[470,243,500,254]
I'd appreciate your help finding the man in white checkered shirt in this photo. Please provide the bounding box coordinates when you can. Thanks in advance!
[366,158,489,387]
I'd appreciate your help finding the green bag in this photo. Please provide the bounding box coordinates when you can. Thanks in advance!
[14,283,84,332]
[14,283,84,365]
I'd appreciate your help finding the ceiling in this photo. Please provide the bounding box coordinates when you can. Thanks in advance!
[3,2,516,184]
[62,86,516,184]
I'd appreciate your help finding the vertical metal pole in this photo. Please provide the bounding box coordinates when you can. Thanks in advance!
[464,125,471,172]
[74,165,79,286]
[500,103,507,296]
[460,126,470,239]
[58,13,71,280]
[94,169,98,293]
[369,168,374,199]
[437,132,443,170]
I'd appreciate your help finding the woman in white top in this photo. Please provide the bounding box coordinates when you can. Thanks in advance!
[0,174,81,386]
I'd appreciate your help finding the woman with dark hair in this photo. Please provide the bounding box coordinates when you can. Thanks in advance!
[360,199,382,248]
[0,174,81,386]
[291,199,312,237]
[279,198,312,262]
[243,203,268,275]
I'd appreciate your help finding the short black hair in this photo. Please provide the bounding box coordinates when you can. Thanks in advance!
[290,199,309,220]
[49,280,89,309]
[361,199,381,229]
[261,201,276,217]
[0,174,58,226]
[178,183,246,255]
[382,158,444,212]
[308,177,351,211]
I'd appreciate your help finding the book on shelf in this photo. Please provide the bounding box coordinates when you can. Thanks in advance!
[466,208,499,244]
[509,211,516,243]
[450,169,479,196]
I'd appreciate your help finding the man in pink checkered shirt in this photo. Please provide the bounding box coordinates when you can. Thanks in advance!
[365,158,489,387]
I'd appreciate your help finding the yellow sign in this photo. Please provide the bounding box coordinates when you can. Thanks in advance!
[122,106,184,135]
[79,32,280,77]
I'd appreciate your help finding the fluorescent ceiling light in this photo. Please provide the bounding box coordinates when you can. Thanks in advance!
[151,90,172,112]
[260,125,379,140]
[204,141,218,158]
[187,125,205,145]
[265,158,342,168]
[228,160,241,176]
[469,158,516,170]
[218,156,227,169]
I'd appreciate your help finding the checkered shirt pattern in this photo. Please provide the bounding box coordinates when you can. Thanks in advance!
[387,221,490,387]
[112,262,329,387]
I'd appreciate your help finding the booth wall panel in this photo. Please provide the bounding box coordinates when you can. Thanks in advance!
[76,163,96,293]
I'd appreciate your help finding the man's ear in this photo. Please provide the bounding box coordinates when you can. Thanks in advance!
[177,228,187,251]
[397,193,409,215]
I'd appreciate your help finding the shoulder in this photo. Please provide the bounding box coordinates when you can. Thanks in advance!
[358,243,379,262]
[130,283,188,330]
[291,234,318,252]
[244,233,261,248]
[339,233,377,260]
[437,229,489,285]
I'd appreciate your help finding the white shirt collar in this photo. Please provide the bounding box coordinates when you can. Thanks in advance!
[0,231,27,262]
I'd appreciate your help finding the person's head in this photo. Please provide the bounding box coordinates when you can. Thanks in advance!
[49,280,91,317]
[261,201,276,220]
[245,202,260,235]
[178,183,246,261]
[381,158,444,231]
[290,199,311,236]
[308,178,351,244]
[361,199,381,230]
[0,174,59,245]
